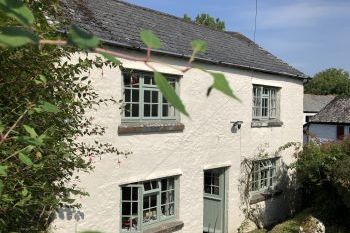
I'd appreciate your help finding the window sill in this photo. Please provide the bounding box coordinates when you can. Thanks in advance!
[249,189,283,204]
[251,119,283,128]
[144,220,184,233]
[118,121,184,135]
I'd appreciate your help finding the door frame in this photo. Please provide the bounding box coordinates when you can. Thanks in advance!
[203,167,229,233]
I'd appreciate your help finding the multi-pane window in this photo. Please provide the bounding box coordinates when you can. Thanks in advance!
[204,170,220,195]
[123,71,178,121]
[251,158,279,192]
[121,177,176,232]
[253,85,278,120]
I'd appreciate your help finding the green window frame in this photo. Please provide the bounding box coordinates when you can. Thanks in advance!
[121,177,177,232]
[122,70,179,121]
[251,158,279,193]
[253,85,278,120]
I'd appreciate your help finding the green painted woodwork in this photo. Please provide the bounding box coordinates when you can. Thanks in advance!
[203,168,226,233]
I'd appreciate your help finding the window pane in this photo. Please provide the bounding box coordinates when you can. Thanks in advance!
[125,89,131,102]
[144,90,151,103]
[204,185,211,194]
[152,91,158,103]
[212,187,219,195]
[150,194,157,207]
[151,181,158,189]
[143,196,149,209]
[125,104,131,117]
[122,202,131,215]
[144,75,152,85]
[132,89,139,102]
[132,187,138,201]
[122,217,131,230]
[144,182,151,191]
[144,104,151,117]
[151,104,158,117]
[132,202,138,215]
[162,104,169,117]
[122,187,131,201]
[132,104,139,117]
[168,178,174,189]
[161,179,167,191]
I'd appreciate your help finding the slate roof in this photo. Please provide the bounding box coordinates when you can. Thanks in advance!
[304,94,336,112]
[60,0,306,78]
[309,96,350,124]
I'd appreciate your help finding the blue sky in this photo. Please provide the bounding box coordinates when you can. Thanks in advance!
[126,0,350,76]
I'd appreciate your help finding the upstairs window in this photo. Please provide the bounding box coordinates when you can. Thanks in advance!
[251,158,279,192]
[121,177,177,232]
[122,71,179,121]
[253,85,279,120]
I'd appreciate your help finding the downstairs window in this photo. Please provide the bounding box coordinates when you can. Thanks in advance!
[121,177,177,232]
[251,158,279,193]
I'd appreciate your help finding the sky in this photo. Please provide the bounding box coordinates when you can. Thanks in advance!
[126,0,350,76]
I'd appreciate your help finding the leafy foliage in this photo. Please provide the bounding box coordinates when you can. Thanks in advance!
[183,13,226,31]
[154,72,188,116]
[291,138,350,227]
[0,1,120,231]
[304,68,350,95]
[140,29,161,49]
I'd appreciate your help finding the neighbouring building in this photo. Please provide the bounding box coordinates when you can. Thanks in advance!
[303,94,335,125]
[55,0,305,232]
[304,96,350,143]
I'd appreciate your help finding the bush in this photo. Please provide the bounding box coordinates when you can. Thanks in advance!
[291,138,350,227]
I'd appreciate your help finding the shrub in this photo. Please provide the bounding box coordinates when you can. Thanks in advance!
[291,137,350,227]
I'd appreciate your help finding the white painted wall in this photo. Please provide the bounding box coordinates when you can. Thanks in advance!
[53,49,303,233]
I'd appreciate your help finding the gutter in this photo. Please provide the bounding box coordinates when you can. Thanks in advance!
[100,38,307,80]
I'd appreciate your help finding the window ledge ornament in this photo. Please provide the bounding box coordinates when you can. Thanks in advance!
[118,121,184,134]
[249,189,283,204]
[251,120,283,128]
[144,220,184,233]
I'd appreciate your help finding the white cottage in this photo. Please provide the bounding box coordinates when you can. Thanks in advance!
[305,96,350,143]
[56,1,305,232]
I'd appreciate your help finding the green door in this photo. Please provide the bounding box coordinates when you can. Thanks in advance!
[203,168,226,233]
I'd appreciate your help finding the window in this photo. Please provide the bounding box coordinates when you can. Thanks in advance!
[251,158,279,192]
[253,85,279,120]
[121,177,177,232]
[122,70,178,121]
[204,170,220,195]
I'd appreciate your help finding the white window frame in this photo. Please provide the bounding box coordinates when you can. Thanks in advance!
[253,85,279,120]
[121,177,178,232]
[122,70,180,122]
[250,158,279,194]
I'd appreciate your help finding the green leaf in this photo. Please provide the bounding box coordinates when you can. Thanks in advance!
[154,72,188,116]
[140,29,161,49]
[0,27,38,48]
[0,166,7,176]
[0,180,3,195]
[39,101,59,113]
[0,0,34,26]
[68,25,100,49]
[209,72,240,100]
[34,75,47,84]
[100,52,121,65]
[21,187,28,196]
[190,40,207,63]
[23,125,37,138]
[18,152,33,166]
[0,121,4,133]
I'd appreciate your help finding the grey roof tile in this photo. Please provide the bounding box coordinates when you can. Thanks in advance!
[304,94,336,112]
[60,0,306,78]
[309,96,350,124]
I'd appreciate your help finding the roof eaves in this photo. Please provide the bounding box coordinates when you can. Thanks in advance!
[101,38,306,79]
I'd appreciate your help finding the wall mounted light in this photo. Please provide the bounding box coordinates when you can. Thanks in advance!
[231,121,243,133]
